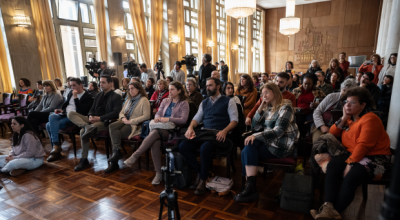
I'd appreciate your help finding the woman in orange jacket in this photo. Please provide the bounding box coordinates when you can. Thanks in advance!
[358,54,383,85]
[234,74,258,117]
[310,87,391,220]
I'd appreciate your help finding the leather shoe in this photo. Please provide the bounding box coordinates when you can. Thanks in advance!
[108,149,123,162]
[47,152,62,162]
[74,158,90,171]
[82,125,97,139]
[194,179,207,195]
[104,162,119,174]
[50,145,62,155]
[189,173,201,190]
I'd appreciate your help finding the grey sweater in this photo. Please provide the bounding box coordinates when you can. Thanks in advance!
[9,132,46,160]
[34,92,64,112]
[313,92,341,129]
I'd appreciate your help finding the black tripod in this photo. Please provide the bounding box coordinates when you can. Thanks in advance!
[159,150,180,220]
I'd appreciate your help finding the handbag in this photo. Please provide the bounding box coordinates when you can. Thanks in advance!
[149,119,175,132]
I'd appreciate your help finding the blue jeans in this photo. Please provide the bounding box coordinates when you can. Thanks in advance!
[0,155,44,172]
[178,140,215,180]
[241,140,277,176]
[46,113,74,143]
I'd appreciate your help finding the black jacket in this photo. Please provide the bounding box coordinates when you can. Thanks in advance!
[306,66,322,75]
[325,67,344,83]
[62,90,94,115]
[198,63,216,89]
[89,68,113,80]
[220,65,229,82]
[365,82,380,108]
[88,90,122,121]
[378,85,391,113]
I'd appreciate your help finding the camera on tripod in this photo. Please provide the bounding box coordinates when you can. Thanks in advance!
[85,54,101,76]
[181,54,197,75]
[155,60,163,71]
[123,58,141,78]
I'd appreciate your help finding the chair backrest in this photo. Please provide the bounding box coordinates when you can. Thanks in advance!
[186,101,198,127]
[149,100,155,118]
[256,92,260,102]
[19,94,29,107]
[331,109,343,123]
[2,93,13,105]
[235,95,246,107]
[231,103,246,145]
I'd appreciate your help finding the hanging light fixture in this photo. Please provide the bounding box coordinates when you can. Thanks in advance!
[226,0,256,19]
[279,0,300,35]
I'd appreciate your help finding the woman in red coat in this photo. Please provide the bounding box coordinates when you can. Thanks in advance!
[150,79,169,114]
[358,54,383,85]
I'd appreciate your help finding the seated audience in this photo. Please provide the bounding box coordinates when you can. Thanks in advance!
[87,81,99,98]
[150,79,170,114]
[54,78,65,91]
[234,83,299,203]
[64,77,73,99]
[130,77,141,84]
[68,75,122,171]
[166,76,174,85]
[312,79,358,142]
[27,80,64,135]
[140,63,156,83]
[339,52,350,78]
[325,58,344,83]
[186,77,203,108]
[293,74,300,87]
[330,72,341,92]
[360,72,380,107]
[310,87,391,219]
[246,72,296,126]
[179,77,238,194]
[345,75,355,80]
[46,78,94,162]
[0,117,45,176]
[306,59,322,75]
[27,80,44,111]
[358,54,383,85]
[260,72,269,86]
[170,61,185,84]
[316,71,333,96]
[378,53,397,86]
[355,72,362,85]
[286,73,298,92]
[292,73,326,114]
[223,82,242,109]
[145,78,155,99]
[282,61,295,75]
[378,75,393,114]
[124,81,189,184]
[121,78,130,93]
[15,78,34,102]
[211,70,220,79]
[106,82,150,173]
[253,75,261,90]
[112,76,122,96]
[234,74,258,117]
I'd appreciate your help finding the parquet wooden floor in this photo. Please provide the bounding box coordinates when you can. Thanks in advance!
[0,132,385,220]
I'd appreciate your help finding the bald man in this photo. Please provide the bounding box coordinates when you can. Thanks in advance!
[211,70,220,79]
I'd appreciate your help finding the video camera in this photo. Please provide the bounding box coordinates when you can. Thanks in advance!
[85,54,101,76]
[181,54,197,75]
[123,58,141,78]
[155,60,163,71]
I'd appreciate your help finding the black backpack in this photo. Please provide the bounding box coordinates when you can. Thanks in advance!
[279,173,314,214]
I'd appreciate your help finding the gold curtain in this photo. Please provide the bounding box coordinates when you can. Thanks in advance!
[150,0,163,66]
[226,15,232,83]
[211,0,217,62]
[128,0,151,65]
[260,11,266,73]
[0,20,12,93]
[30,0,62,81]
[197,0,207,69]
[246,15,253,75]
[93,0,108,62]
[177,0,186,72]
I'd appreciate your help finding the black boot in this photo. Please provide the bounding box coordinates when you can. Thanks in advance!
[233,176,259,203]
[74,158,90,171]
[104,162,119,174]
[189,173,200,190]
[107,149,123,162]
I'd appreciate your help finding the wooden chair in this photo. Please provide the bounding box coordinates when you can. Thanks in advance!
[0,93,14,114]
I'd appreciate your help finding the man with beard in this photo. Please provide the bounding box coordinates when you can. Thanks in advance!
[178,77,238,195]
[245,72,296,126]
[198,54,216,96]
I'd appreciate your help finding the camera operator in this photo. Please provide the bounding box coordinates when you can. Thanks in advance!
[140,63,156,84]
[198,54,216,96]
[124,59,141,78]
[93,61,110,79]
[154,64,165,80]
[170,61,186,85]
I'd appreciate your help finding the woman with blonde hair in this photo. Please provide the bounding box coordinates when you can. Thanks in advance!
[54,78,65,91]
[27,80,64,135]
[359,54,384,85]
[234,82,299,203]
[325,58,344,83]
[150,79,169,114]
[306,59,322,75]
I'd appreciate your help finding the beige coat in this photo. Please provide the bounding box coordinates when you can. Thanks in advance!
[119,97,151,139]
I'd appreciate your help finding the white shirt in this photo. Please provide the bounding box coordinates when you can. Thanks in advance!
[65,91,86,113]
[193,94,239,125]
[114,89,123,96]
[141,69,156,84]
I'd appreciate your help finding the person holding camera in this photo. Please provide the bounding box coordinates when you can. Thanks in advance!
[358,54,383,85]
[92,61,110,80]
[46,78,94,162]
[154,64,165,81]
[140,63,156,84]
[198,54,216,96]
[170,61,186,85]
[179,77,238,195]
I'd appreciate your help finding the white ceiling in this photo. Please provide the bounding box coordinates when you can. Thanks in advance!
[257,0,331,9]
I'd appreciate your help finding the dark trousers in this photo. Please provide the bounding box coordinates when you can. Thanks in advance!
[324,154,369,213]
[178,140,214,180]
[241,140,277,175]
[27,111,50,135]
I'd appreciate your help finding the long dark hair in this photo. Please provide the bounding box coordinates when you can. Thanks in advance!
[238,74,255,91]
[11,116,41,146]
[89,81,99,91]
[223,82,235,97]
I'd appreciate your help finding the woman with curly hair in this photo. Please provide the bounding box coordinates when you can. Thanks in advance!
[325,58,344,83]
[234,74,258,117]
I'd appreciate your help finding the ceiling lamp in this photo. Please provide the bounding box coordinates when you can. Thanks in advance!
[226,0,256,19]
[279,0,300,35]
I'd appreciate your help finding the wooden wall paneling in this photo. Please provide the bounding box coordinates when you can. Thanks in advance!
[316,2,331,17]
[288,35,295,51]
[330,0,346,26]
[265,9,277,54]
[294,5,304,29]
[344,0,363,25]
[266,56,276,73]
[303,3,317,18]
[357,0,381,47]
[342,24,360,48]
[276,8,288,52]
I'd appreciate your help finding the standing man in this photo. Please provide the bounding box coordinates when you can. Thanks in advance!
[92,61,111,80]
[339,52,350,79]
[140,63,156,84]
[170,61,186,84]
[220,60,229,84]
[214,62,220,71]
[198,54,216,96]
[68,75,122,171]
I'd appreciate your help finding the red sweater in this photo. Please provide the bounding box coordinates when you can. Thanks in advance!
[340,61,350,78]
[358,64,383,84]
[296,88,314,109]
[150,90,169,111]
[246,91,296,119]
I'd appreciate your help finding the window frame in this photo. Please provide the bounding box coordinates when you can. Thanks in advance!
[238,17,247,73]
[252,10,262,72]
[184,0,199,60]
[123,1,139,64]
[216,0,226,63]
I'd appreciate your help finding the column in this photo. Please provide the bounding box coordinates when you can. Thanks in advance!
[387,42,400,149]
[384,0,400,64]
[376,0,392,55]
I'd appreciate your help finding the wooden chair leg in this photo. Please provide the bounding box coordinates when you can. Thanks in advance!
[230,152,236,174]
[121,144,128,154]
[226,153,231,179]
[263,165,268,180]
[135,142,141,170]
[105,138,110,159]
[70,133,77,157]
[91,138,97,150]
[146,149,150,171]
[362,183,368,200]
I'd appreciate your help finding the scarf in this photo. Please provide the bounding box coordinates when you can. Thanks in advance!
[124,94,142,119]
[156,90,167,105]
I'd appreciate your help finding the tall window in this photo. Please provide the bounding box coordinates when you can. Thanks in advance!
[252,10,262,72]
[50,0,98,79]
[0,7,16,88]
[238,17,246,73]
[216,0,226,63]
[184,0,198,59]
[123,1,139,63]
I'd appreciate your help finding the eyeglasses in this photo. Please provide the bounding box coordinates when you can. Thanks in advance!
[343,100,359,105]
